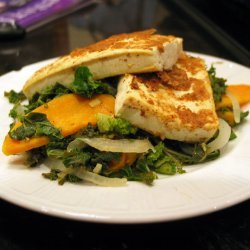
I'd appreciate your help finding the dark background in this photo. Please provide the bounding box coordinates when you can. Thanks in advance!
[187,0,250,51]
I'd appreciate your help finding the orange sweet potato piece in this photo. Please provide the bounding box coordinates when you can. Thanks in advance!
[109,153,138,171]
[216,84,250,109]
[228,85,250,106]
[2,94,115,155]
[216,110,235,126]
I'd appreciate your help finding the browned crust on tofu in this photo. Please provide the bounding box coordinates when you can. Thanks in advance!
[70,29,176,57]
[125,53,218,132]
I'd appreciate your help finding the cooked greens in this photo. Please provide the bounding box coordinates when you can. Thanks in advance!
[26,83,71,113]
[4,90,26,104]
[208,65,227,102]
[9,112,63,140]
[96,114,137,135]
[71,66,116,98]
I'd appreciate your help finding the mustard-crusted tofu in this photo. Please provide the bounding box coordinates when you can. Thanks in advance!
[115,53,219,142]
[23,29,182,99]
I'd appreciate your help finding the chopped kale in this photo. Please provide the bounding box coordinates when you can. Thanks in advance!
[146,142,164,166]
[111,165,157,185]
[46,147,91,168]
[4,90,26,104]
[66,174,82,183]
[26,83,71,112]
[62,151,91,167]
[9,112,63,140]
[76,123,100,138]
[46,136,74,151]
[135,158,151,173]
[47,144,120,171]
[42,169,82,184]
[96,113,137,135]
[229,129,237,141]
[42,169,60,181]
[239,110,249,125]
[89,151,121,169]
[9,103,21,119]
[139,142,184,175]
[208,65,227,102]
[26,147,47,167]
[71,66,116,98]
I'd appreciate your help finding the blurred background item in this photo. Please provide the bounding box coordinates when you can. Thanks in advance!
[0,0,96,38]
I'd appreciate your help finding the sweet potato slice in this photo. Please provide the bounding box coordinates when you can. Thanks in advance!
[216,84,250,109]
[2,94,115,155]
[109,153,138,171]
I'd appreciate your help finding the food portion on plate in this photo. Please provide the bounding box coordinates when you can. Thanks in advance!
[2,29,250,187]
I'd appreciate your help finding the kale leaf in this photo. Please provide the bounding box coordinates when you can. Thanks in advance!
[9,112,63,140]
[4,90,26,120]
[26,83,71,113]
[76,123,100,138]
[96,113,137,135]
[4,90,26,104]
[42,169,60,181]
[239,110,249,125]
[26,147,47,167]
[71,67,116,98]
[208,65,227,102]
[111,165,157,185]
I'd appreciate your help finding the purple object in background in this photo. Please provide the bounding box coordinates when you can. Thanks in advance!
[0,0,95,37]
[1,0,77,27]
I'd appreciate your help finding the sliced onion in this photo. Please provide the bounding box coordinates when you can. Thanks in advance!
[78,137,154,153]
[67,139,87,152]
[44,159,126,187]
[44,158,66,171]
[206,118,231,154]
[226,90,241,123]
[74,169,127,187]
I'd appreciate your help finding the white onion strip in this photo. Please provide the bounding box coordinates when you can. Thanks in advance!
[74,169,127,187]
[76,137,154,153]
[226,90,241,123]
[206,119,231,154]
[44,160,126,187]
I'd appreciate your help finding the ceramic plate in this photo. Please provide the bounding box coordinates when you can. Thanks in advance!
[0,53,249,223]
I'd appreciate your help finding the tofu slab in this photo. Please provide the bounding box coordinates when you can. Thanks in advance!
[115,53,219,142]
[23,29,182,99]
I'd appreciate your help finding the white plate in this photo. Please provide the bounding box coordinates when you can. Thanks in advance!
[0,53,249,224]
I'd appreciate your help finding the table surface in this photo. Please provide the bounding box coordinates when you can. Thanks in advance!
[0,0,250,249]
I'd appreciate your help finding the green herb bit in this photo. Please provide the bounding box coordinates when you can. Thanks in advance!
[42,169,60,181]
[238,111,249,125]
[208,65,227,103]
[4,90,26,104]
[229,129,237,141]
